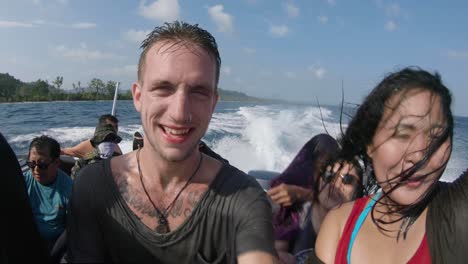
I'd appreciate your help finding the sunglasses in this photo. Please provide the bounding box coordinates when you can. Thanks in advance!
[26,160,54,170]
[322,171,357,185]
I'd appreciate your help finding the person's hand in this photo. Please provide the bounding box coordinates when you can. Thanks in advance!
[267,183,301,207]
[277,251,296,264]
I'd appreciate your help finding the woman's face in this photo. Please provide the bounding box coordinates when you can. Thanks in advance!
[318,162,360,210]
[367,89,451,205]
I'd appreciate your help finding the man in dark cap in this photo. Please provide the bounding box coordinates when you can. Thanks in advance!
[90,123,122,159]
[62,114,122,158]
[70,123,122,179]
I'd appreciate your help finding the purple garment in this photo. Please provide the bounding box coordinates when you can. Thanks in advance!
[270,134,339,243]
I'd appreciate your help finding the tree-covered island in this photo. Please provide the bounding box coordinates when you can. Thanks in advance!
[0,73,266,103]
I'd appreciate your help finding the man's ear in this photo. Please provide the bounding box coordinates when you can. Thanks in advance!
[132,81,142,112]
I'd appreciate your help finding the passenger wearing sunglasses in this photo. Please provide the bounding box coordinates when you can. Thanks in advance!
[23,135,73,252]
[316,161,362,217]
[267,134,363,264]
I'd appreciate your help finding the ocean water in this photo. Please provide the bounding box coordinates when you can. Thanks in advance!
[1,100,466,182]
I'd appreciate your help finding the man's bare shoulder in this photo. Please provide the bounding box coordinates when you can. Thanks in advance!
[62,139,94,158]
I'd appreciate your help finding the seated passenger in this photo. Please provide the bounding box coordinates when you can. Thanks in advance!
[61,114,122,158]
[23,135,73,252]
[267,134,362,263]
[70,123,122,179]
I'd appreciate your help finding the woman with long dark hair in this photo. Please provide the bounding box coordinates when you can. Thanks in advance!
[315,67,468,263]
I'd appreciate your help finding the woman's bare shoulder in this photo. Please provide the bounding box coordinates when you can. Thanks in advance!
[332,200,356,221]
[315,200,356,263]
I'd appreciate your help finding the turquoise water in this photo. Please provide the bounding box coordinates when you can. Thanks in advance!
[1,100,466,181]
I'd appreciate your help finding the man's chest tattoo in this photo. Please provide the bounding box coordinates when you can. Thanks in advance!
[183,190,203,217]
[117,176,205,220]
[117,176,158,217]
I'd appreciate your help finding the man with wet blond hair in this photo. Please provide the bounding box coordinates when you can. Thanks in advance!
[67,21,277,263]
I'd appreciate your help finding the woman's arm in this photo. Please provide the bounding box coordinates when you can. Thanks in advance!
[267,183,313,207]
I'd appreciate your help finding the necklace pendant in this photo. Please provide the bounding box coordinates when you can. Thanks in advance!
[156,217,170,234]
[156,222,170,234]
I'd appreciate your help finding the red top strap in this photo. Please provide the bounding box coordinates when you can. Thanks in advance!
[408,234,430,264]
[335,197,369,264]
[334,196,431,263]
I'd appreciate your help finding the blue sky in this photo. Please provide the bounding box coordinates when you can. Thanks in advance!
[1,0,468,116]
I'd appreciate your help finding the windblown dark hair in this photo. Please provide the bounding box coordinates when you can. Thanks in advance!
[28,135,61,160]
[138,21,221,86]
[338,66,454,238]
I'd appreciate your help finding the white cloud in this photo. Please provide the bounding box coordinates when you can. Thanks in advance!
[285,3,299,18]
[2,20,100,30]
[445,50,468,59]
[0,20,35,28]
[269,25,289,37]
[385,20,397,31]
[318,15,328,24]
[243,47,256,54]
[52,44,118,62]
[308,65,326,79]
[208,5,234,33]
[32,0,68,5]
[1,20,98,29]
[71,22,96,29]
[285,71,296,78]
[139,0,180,22]
[124,29,151,43]
[326,0,336,6]
[314,68,326,79]
[104,64,137,76]
[222,66,232,76]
